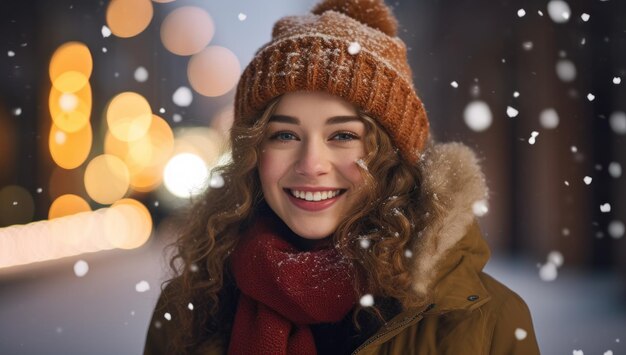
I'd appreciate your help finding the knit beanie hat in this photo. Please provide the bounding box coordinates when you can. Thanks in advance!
[234,0,429,163]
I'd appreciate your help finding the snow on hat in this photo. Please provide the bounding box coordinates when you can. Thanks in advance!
[234,0,429,163]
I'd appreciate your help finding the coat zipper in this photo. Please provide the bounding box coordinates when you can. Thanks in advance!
[351,304,434,354]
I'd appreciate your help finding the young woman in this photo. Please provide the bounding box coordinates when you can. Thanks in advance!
[144,0,540,354]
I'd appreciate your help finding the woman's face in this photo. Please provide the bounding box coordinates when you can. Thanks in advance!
[258,91,366,240]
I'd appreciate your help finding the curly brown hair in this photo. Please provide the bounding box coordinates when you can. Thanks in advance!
[159,96,437,353]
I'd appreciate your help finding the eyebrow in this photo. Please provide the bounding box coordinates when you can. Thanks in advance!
[268,115,361,125]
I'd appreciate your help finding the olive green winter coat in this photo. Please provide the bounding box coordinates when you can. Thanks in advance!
[144,143,540,354]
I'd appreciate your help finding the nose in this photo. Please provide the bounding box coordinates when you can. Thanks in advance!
[294,139,331,177]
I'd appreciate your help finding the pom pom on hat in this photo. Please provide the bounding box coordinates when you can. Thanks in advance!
[311,0,398,36]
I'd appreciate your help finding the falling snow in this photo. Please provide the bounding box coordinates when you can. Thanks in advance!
[36,187,43,193]
[135,280,150,293]
[209,173,225,189]
[101,25,112,38]
[347,42,361,55]
[159,107,166,114]
[573,350,583,355]
[564,181,570,186]
[506,106,519,118]
[548,251,564,267]
[609,111,626,134]
[539,262,558,281]
[586,93,595,101]
[359,238,370,249]
[539,108,559,129]
[154,201,159,207]
[102,47,107,53]
[608,220,624,239]
[513,91,520,98]
[173,86,193,107]
[187,302,194,310]
[472,199,489,217]
[134,66,149,82]
[8,50,15,57]
[517,9,526,17]
[173,113,182,123]
[359,294,374,307]
[556,59,576,82]
[13,107,22,116]
[613,77,622,84]
[515,328,528,340]
[603,351,613,355]
[522,41,533,51]
[570,146,578,153]
[528,131,539,145]
[581,13,590,22]
[600,203,611,213]
[450,81,458,88]
[464,100,492,132]
[164,312,172,321]
[583,176,592,185]
[238,13,247,21]
[608,162,621,178]
[547,0,571,23]
[73,260,89,277]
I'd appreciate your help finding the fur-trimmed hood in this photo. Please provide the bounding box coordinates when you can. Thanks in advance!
[410,142,491,310]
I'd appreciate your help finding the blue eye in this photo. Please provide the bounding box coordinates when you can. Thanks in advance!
[332,132,360,141]
[269,131,298,141]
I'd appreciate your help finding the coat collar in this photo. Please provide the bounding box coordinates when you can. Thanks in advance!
[411,142,491,312]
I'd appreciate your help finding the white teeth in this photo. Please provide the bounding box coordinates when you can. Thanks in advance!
[289,189,341,201]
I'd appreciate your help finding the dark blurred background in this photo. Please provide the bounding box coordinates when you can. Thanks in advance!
[1,0,625,354]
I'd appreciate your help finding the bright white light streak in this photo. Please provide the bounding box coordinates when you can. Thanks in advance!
[0,204,152,269]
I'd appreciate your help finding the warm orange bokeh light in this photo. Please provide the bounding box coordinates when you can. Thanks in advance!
[49,194,91,219]
[84,154,130,204]
[49,42,92,92]
[187,46,241,97]
[105,198,152,249]
[49,84,92,133]
[105,114,174,192]
[106,91,153,142]
[106,0,154,38]
[49,122,92,169]
[173,127,226,166]
[160,6,214,56]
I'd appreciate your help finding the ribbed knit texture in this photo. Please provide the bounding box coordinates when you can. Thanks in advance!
[228,216,357,355]
[234,0,429,163]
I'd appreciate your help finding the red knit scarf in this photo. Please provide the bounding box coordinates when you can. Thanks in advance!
[228,216,357,355]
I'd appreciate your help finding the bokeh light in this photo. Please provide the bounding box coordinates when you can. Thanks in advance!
[160,6,214,56]
[49,123,93,170]
[105,114,174,192]
[84,154,130,204]
[163,153,209,198]
[106,0,154,38]
[49,42,92,93]
[152,0,175,3]
[0,185,35,227]
[104,198,152,249]
[49,194,91,219]
[49,84,92,133]
[187,46,241,97]
[106,91,153,142]
[174,127,226,165]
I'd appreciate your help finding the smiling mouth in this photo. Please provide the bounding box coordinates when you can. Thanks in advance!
[285,188,346,202]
